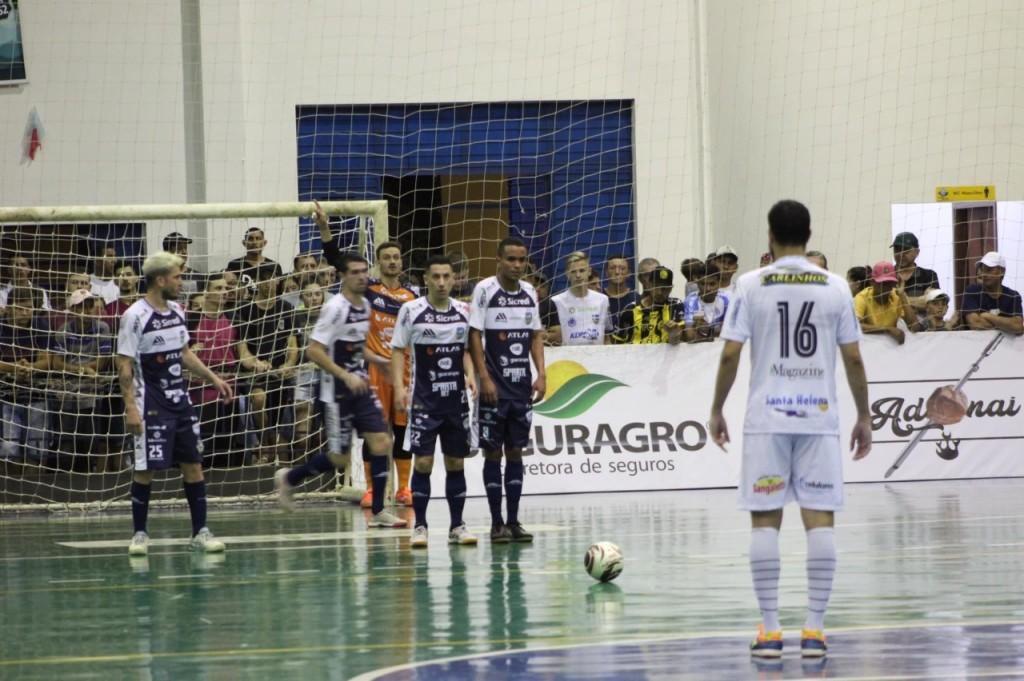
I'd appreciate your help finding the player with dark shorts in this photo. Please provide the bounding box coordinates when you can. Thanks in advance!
[275,252,407,529]
[469,237,546,543]
[119,252,234,556]
[391,255,478,548]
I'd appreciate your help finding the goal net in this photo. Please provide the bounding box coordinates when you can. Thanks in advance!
[1,1,1021,509]
[0,201,386,511]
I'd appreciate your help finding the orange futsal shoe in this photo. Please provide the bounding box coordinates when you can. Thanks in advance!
[394,487,413,506]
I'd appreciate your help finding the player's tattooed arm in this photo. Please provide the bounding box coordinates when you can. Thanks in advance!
[116,355,142,436]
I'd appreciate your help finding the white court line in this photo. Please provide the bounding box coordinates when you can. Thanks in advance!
[47,578,106,585]
[349,618,1024,681]
[56,524,567,550]
[157,573,212,580]
[265,569,320,576]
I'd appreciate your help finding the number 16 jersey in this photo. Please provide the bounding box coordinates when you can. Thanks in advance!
[720,255,860,436]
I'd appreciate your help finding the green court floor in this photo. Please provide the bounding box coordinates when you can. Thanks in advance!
[2,480,1023,680]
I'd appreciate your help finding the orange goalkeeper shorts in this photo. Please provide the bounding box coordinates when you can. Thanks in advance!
[368,362,408,427]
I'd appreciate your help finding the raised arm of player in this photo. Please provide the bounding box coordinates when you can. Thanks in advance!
[307,339,368,395]
[708,340,743,451]
[182,346,234,404]
[839,342,872,460]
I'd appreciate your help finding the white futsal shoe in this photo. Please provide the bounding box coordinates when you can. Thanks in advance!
[448,524,478,546]
[128,531,149,556]
[369,510,408,528]
[190,527,226,553]
[274,468,295,511]
[410,525,429,548]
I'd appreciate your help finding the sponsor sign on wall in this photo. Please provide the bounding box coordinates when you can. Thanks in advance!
[434,331,1022,497]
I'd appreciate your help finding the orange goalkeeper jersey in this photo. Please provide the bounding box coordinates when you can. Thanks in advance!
[365,279,419,359]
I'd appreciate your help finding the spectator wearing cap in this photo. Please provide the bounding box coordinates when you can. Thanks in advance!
[226,227,284,295]
[962,252,1023,336]
[910,289,957,332]
[51,289,114,470]
[710,246,739,294]
[854,261,915,344]
[612,266,684,345]
[164,232,203,295]
[806,250,828,270]
[891,231,940,316]
[684,261,730,342]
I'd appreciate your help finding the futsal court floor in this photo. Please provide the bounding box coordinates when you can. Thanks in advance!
[2,479,1023,680]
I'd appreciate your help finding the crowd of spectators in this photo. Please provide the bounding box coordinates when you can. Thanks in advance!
[0,226,1019,470]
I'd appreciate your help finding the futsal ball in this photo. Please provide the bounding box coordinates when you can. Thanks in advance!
[584,541,624,583]
[926,385,969,426]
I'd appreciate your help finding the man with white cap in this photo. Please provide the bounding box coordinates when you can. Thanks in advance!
[910,289,957,332]
[962,252,1023,335]
[711,246,739,295]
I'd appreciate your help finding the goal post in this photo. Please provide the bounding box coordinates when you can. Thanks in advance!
[0,200,389,513]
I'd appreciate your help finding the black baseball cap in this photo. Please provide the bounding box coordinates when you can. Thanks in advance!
[652,266,674,286]
[891,232,919,250]
[163,232,193,250]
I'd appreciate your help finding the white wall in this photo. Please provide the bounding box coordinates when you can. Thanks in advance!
[704,0,1024,275]
[0,1,187,208]
[204,0,706,277]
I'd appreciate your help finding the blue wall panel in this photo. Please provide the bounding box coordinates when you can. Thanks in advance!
[295,100,636,290]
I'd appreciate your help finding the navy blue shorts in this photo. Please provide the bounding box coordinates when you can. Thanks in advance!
[476,399,532,453]
[322,391,388,452]
[133,410,203,471]
[404,408,472,458]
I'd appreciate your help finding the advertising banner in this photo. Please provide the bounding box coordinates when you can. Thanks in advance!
[436,331,1024,496]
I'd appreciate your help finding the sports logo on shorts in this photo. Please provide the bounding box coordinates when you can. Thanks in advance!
[753,475,786,495]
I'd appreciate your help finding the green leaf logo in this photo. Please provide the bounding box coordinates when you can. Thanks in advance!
[535,373,627,419]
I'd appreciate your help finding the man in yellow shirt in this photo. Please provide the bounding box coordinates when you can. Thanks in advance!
[854,261,915,344]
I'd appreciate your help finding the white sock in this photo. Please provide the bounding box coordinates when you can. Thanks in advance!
[805,527,836,631]
[749,527,781,632]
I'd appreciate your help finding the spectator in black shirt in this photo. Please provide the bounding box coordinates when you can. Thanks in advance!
[891,231,940,316]
[235,265,298,462]
[163,232,203,295]
[962,252,1023,336]
[226,227,283,294]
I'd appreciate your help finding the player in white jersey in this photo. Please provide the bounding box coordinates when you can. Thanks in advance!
[392,255,478,548]
[469,237,546,543]
[549,251,611,346]
[118,252,234,556]
[275,252,407,529]
[708,200,871,659]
